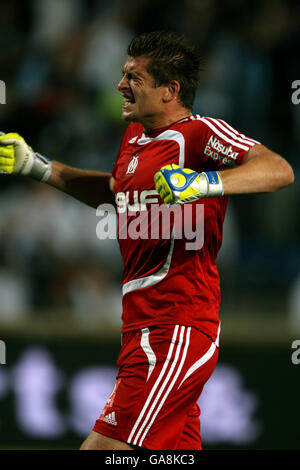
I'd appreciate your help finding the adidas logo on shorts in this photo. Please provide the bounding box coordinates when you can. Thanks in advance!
[103,411,117,426]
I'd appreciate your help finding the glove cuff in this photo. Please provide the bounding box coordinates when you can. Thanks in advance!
[29,152,52,182]
[200,171,224,197]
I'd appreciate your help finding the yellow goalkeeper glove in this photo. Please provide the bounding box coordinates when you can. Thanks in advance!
[154,164,224,205]
[0,132,51,182]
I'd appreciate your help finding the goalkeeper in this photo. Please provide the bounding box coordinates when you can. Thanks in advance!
[0,31,294,451]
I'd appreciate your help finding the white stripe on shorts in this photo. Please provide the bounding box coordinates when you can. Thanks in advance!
[177,324,220,390]
[137,327,191,447]
[141,328,156,382]
[127,325,190,447]
[177,341,216,390]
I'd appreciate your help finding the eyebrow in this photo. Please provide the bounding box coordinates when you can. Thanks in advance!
[122,66,144,78]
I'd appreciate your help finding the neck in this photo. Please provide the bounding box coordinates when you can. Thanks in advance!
[142,108,192,132]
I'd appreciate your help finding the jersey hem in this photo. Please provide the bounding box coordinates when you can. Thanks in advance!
[121,321,220,346]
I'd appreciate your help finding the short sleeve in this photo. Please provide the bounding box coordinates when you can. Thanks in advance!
[188,116,260,171]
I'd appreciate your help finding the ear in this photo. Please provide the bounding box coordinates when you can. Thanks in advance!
[162,80,181,103]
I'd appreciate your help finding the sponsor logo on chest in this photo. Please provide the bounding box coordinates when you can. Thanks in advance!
[116,190,159,213]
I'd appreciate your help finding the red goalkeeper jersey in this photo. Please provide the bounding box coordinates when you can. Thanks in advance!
[112,115,259,342]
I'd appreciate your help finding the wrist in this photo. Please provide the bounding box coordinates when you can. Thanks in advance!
[18,150,52,182]
[199,171,224,197]
[29,152,52,182]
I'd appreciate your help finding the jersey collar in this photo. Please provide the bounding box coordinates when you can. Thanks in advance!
[144,115,192,138]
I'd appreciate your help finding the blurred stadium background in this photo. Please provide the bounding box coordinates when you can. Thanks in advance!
[0,0,299,450]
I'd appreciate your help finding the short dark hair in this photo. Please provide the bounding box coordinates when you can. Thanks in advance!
[127,31,201,110]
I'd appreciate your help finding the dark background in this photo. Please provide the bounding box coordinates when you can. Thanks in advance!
[0,0,299,450]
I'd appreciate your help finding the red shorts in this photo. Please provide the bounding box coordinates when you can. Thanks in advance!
[93,324,219,450]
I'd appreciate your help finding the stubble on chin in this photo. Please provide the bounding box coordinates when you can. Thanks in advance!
[122,111,138,123]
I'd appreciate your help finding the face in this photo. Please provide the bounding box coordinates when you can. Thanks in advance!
[118,56,167,128]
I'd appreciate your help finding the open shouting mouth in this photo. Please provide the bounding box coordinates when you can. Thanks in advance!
[122,92,136,109]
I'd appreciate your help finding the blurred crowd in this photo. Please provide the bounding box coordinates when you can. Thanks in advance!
[0,0,299,328]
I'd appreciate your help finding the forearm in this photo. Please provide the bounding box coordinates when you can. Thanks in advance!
[0,133,115,207]
[47,161,115,208]
[154,145,294,206]
[219,145,295,195]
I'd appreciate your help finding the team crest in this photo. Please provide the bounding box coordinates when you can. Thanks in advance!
[126,154,139,175]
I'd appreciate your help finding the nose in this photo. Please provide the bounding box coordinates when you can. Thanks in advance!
[118,75,129,92]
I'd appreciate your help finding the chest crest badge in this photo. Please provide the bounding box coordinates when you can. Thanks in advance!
[126,153,139,175]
